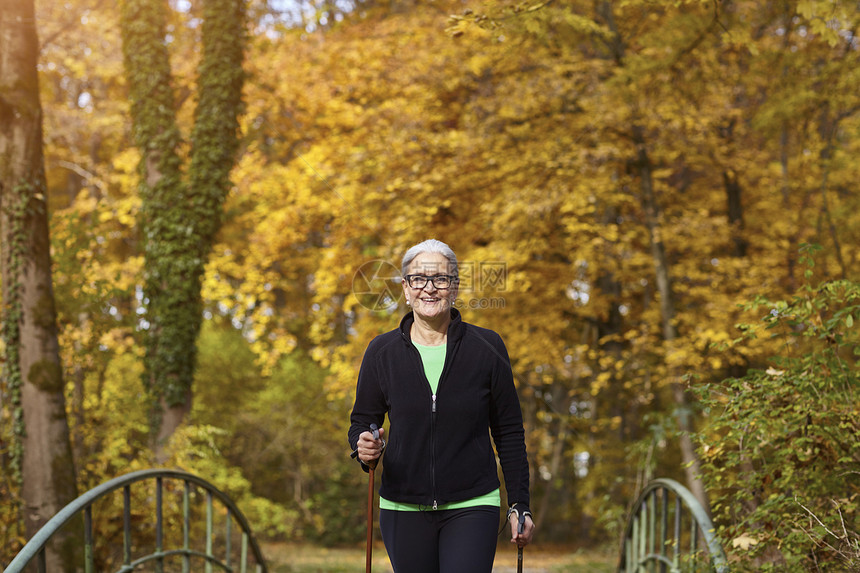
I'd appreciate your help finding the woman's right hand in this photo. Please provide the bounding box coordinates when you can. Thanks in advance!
[356,427,386,465]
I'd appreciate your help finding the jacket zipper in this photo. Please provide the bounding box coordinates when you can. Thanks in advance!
[430,392,438,510]
[406,332,454,511]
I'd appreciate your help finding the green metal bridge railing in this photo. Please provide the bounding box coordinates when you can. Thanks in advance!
[618,478,729,573]
[7,472,726,572]
[5,469,268,573]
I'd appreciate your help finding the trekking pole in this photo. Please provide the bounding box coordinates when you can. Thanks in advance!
[517,511,526,573]
[365,424,380,573]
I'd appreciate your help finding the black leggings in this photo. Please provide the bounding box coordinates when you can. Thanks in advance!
[379,506,499,573]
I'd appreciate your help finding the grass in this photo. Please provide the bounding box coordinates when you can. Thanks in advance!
[261,541,616,572]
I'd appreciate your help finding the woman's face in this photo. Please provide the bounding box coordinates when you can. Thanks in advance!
[403,252,458,321]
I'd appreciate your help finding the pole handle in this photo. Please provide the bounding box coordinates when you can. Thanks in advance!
[365,424,380,471]
[517,511,525,573]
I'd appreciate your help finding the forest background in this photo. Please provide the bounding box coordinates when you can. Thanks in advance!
[1,0,859,570]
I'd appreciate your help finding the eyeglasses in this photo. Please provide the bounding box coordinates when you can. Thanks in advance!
[404,274,458,289]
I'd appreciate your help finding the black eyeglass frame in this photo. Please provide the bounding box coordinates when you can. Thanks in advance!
[403,274,459,289]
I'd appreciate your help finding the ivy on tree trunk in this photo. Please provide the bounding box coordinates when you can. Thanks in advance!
[0,0,79,566]
[119,0,247,460]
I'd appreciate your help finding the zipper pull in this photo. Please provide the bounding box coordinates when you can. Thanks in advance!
[433,500,438,510]
[431,394,437,413]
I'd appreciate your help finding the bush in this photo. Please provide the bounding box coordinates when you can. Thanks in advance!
[695,250,860,571]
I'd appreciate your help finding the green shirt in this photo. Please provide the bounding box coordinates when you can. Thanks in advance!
[415,341,446,394]
[379,342,501,511]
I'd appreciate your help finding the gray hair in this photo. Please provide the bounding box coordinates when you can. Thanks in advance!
[401,239,458,278]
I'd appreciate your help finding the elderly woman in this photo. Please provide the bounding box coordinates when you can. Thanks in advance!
[348,239,534,573]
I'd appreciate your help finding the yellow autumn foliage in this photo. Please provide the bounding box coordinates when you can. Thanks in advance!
[6,0,855,556]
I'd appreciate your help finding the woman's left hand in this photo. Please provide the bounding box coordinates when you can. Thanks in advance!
[508,512,535,548]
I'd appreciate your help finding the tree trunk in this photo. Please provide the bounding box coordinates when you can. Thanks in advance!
[533,382,570,533]
[723,170,748,258]
[815,107,847,279]
[631,126,710,513]
[120,0,246,458]
[154,392,192,463]
[0,1,79,567]
[593,0,710,513]
[120,0,186,458]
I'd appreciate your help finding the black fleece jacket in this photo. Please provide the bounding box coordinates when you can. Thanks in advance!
[348,309,530,513]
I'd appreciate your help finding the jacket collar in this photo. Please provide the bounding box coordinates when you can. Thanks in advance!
[399,308,464,344]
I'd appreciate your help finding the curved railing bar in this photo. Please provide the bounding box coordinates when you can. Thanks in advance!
[5,468,267,573]
[637,553,675,568]
[618,478,729,573]
[117,548,232,572]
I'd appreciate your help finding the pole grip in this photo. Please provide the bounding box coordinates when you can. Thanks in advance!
[517,511,525,573]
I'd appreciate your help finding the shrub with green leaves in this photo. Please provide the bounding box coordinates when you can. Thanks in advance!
[695,247,859,571]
